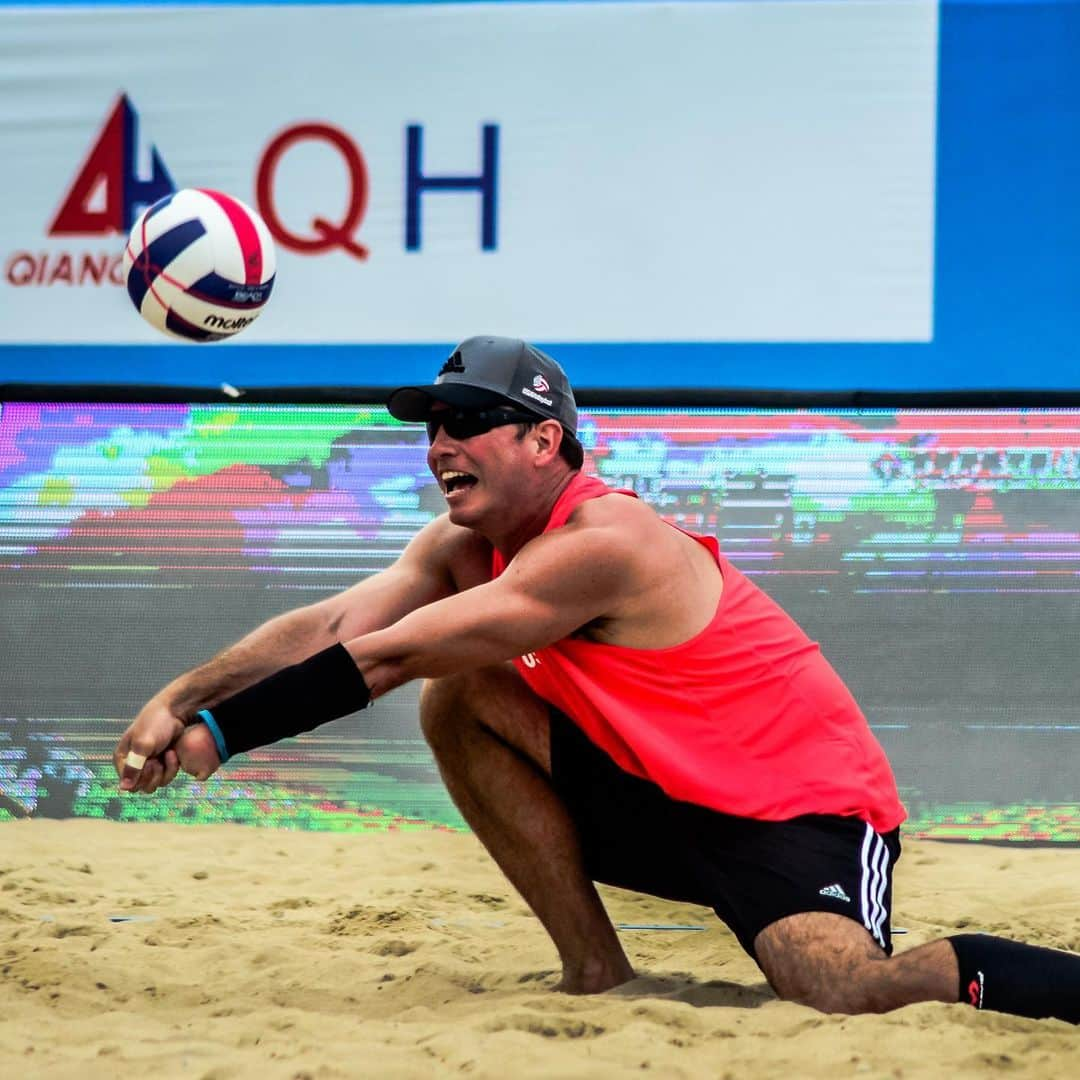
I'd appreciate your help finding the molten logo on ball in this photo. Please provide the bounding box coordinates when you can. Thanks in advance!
[122,188,277,342]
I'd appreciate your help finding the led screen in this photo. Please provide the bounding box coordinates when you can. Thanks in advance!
[2,403,1078,842]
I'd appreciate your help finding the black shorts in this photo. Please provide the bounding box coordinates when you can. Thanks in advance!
[549,710,901,960]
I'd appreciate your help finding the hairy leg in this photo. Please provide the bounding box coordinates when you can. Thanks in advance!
[419,666,634,993]
[755,912,958,1014]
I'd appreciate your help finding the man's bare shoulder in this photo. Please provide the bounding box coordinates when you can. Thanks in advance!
[559,485,711,580]
[561,485,721,646]
[564,488,659,533]
[546,488,667,571]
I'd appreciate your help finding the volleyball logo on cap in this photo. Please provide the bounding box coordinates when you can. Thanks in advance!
[122,188,276,342]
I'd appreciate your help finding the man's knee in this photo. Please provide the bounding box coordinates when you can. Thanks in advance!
[417,665,552,773]
[418,672,472,748]
[756,913,891,1015]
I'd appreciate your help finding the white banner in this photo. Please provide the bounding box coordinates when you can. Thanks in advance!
[0,1,938,345]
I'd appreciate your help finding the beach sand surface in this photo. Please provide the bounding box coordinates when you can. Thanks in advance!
[1,820,1078,1078]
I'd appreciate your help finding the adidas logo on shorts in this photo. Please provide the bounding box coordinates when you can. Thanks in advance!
[818,883,851,902]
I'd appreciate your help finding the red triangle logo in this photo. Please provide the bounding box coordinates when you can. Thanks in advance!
[49,94,129,235]
[48,93,174,236]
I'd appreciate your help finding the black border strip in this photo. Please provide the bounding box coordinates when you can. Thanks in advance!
[6,383,1080,408]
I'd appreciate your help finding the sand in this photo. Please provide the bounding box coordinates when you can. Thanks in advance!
[1,820,1078,1079]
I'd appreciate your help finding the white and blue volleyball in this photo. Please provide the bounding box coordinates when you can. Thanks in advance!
[122,188,276,342]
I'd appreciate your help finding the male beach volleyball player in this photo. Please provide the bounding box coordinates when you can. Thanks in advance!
[115,336,1080,1020]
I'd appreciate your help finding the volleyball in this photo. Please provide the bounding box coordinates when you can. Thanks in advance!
[122,188,276,342]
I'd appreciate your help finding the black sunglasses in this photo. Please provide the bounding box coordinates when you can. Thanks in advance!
[425,408,541,443]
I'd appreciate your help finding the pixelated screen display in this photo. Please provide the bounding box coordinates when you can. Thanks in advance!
[2,403,1078,842]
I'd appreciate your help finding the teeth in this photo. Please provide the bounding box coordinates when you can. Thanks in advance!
[439,469,476,495]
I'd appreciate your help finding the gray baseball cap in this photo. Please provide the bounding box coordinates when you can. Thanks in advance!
[387,335,579,438]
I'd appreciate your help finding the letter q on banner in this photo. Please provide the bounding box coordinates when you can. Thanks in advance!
[255,123,369,259]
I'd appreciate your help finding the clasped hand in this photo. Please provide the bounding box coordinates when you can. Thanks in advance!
[113,700,222,794]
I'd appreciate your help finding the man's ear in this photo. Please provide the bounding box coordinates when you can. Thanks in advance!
[533,419,563,463]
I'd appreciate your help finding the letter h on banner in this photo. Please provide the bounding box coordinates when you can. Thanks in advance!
[405,124,499,251]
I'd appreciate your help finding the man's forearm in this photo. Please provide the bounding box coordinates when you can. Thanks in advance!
[155,604,337,718]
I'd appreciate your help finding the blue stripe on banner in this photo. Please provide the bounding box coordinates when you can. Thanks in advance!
[125,218,206,310]
[186,272,275,309]
[6,340,1080,392]
[2,0,702,7]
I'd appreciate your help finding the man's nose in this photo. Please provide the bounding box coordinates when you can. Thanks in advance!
[427,424,458,457]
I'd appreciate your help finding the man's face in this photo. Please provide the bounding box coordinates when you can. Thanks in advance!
[425,404,538,527]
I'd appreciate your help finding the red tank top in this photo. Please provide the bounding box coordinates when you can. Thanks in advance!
[491,473,905,832]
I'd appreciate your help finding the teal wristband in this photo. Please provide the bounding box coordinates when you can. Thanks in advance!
[197,709,231,764]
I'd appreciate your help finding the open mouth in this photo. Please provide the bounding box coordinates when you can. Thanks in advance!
[441,470,478,498]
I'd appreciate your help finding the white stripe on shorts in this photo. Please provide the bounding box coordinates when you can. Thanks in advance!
[872,836,891,944]
[859,823,888,948]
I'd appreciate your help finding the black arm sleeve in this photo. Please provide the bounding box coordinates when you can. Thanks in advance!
[198,643,372,759]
